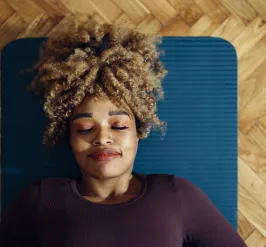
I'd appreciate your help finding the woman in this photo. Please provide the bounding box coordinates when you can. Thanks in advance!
[0,15,247,247]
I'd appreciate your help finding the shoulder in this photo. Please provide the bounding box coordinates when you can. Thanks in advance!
[147,173,198,189]
[36,177,73,192]
[148,173,204,202]
[172,175,201,193]
[172,175,206,204]
[145,173,199,196]
[38,177,73,185]
[21,177,72,196]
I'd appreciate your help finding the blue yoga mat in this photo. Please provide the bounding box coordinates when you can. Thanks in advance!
[0,37,238,229]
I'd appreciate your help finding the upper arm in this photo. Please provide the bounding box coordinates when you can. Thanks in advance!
[0,181,40,247]
[175,177,248,247]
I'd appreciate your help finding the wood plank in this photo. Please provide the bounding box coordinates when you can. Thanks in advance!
[238,35,266,82]
[246,0,266,21]
[0,13,27,50]
[166,0,195,9]
[195,0,229,23]
[46,15,75,37]
[176,3,203,26]
[238,130,266,181]
[34,0,71,21]
[238,80,266,134]
[89,0,123,23]
[112,0,150,25]
[158,15,189,35]
[258,116,266,154]
[114,13,137,29]
[238,59,266,113]
[0,0,14,25]
[164,0,202,26]
[239,156,266,208]
[221,0,257,25]
[57,0,95,17]
[140,0,177,26]
[245,230,266,247]
[238,211,255,239]
[187,14,220,36]
[136,15,163,34]
[210,15,245,42]
[238,181,266,238]
[232,16,266,59]
[6,0,44,23]
[17,13,56,38]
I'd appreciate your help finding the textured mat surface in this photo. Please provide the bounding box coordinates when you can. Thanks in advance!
[0,37,237,229]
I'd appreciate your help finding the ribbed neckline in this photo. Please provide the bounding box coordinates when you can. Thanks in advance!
[70,171,148,208]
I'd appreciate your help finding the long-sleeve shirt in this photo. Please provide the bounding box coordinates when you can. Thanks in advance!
[0,172,248,247]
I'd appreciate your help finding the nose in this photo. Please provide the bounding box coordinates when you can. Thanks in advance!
[92,127,114,146]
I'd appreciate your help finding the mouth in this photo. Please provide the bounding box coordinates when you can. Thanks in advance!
[89,153,121,161]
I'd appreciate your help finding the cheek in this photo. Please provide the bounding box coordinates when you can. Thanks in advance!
[70,134,88,153]
[120,135,139,153]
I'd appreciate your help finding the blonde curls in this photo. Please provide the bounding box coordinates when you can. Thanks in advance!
[23,14,168,147]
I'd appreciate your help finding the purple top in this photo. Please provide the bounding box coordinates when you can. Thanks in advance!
[0,172,247,247]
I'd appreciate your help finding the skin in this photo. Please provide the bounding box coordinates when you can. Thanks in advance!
[68,94,142,204]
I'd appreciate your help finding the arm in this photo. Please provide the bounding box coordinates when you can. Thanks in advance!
[0,181,40,247]
[175,177,248,247]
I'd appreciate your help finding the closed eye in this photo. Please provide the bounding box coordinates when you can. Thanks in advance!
[76,126,129,134]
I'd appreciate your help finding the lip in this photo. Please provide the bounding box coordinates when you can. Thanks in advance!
[89,148,121,156]
[89,153,120,161]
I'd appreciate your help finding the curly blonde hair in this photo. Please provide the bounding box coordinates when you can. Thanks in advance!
[23,15,168,147]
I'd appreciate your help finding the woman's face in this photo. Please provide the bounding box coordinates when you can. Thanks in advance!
[69,95,140,179]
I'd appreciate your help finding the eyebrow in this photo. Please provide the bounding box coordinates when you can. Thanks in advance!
[72,110,130,122]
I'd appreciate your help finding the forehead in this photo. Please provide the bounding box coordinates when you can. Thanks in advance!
[71,95,135,120]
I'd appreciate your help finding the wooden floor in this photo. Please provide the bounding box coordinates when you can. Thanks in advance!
[1,0,266,246]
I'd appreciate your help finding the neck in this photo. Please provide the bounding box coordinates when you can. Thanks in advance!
[76,173,139,200]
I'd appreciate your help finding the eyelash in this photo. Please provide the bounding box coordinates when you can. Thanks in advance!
[76,126,129,134]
